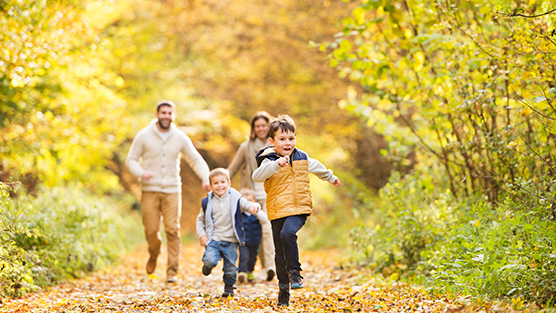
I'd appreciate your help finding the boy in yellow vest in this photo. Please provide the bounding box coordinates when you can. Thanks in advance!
[252,115,341,306]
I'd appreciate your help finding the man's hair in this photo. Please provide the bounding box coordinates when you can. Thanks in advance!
[249,111,273,140]
[156,100,176,113]
[269,115,296,139]
[209,168,231,184]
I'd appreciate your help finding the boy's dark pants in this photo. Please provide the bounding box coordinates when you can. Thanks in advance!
[271,214,308,284]
[238,244,259,273]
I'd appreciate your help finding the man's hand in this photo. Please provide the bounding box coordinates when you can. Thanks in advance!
[277,155,290,167]
[250,204,260,215]
[199,236,208,248]
[202,181,212,192]
[332,178,341,187]
[142,170,154,181]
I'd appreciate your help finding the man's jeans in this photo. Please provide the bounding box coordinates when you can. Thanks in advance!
[141,191,181,277]
[271,214,307,284]
[202,240,238,286]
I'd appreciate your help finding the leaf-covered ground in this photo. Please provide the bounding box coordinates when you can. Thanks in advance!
[0,242,538,312]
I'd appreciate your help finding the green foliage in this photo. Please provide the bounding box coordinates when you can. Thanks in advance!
[326,0,556,203]
[349,171,556,306]
[0,183,142,298]
[0,0,138,193]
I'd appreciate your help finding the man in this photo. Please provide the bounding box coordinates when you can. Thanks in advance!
[126,100,211,283]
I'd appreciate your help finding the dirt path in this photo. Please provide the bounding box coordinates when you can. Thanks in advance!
[0,242,524,312]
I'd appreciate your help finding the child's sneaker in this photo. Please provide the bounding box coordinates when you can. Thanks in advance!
[278,283,290,306]
[221,285,235,298]
[289,270,303,289]
[247,272,255,283]
[237,272,247,284]
[202,265,212,276]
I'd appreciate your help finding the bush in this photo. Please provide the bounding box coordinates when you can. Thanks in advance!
[0,183,142,298]
[350,172,556,306]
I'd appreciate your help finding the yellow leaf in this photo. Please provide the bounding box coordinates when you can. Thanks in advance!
[413,51,425,72]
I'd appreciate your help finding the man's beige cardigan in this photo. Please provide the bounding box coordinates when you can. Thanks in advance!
[126,119,210,193]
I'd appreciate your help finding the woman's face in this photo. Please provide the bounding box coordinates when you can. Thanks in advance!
[254,118,269,140]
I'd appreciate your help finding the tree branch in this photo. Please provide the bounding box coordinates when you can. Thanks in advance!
[494,8,556,18]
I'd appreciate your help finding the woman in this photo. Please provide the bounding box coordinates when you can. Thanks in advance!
[227,111,276,281]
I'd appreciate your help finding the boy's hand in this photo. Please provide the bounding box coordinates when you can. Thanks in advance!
[277,155,290,167]
[250,204,260,215]
[199,236,208,248]
[332,178,341,187]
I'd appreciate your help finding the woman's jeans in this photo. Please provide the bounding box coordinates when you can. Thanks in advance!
[202,240,238,286]
[271,214,308,284]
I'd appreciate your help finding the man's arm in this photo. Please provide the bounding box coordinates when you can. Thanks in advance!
[125,134,145,178]
[180,134,211,190]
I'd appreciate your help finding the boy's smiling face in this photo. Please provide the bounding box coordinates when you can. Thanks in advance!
[269,129,296,157]
[210,174,231,197]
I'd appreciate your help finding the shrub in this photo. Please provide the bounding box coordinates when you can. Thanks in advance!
[0,183,142,297]
[350,172,556,306]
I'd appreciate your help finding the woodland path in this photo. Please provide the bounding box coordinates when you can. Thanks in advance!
[1,242,521,312]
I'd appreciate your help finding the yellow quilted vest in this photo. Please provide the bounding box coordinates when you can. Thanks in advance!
[263,148,313,221]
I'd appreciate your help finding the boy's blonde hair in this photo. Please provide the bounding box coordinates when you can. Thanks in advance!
[269,114,296,139]
[209,168,231,184]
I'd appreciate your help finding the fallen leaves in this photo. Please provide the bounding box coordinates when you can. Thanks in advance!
[0,243,537,312]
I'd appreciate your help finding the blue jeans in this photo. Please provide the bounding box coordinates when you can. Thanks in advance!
[202,240,238,286]
[238,244,259,273]
[271,214,307,284]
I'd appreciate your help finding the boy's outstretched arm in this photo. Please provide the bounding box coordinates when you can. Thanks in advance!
[252,158,282,182]
[308,156,340,186]
[239,197,261,215]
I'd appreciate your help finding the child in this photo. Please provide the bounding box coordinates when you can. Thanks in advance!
[237,189,263,284]
[196,168,260,298]
[252,115,340,306]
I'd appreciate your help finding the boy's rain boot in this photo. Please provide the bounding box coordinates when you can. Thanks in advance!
[288,270,304,289]
[221,284,235,298]
[247,271,255,283]
[278,283,290,306]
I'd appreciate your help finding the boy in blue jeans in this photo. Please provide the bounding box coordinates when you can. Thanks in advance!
[196,168,260,298]
[252,115,341,306]
[237,189,264,284]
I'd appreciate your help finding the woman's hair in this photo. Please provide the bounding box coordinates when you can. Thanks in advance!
[249,111,273,140]
[269,115,296,139]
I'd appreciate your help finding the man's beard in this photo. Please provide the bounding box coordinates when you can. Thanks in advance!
[158,119,171,130]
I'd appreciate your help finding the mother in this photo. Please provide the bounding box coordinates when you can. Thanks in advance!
[227,111,275,281]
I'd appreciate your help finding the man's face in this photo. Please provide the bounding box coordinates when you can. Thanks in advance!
[156,105,174,130]
[210,174,231,197]
[269,129,296,157]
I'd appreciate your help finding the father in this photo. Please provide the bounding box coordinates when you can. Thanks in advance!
[126,100,211,283]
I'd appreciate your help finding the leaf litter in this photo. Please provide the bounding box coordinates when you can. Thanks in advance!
[0,243,538,312]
